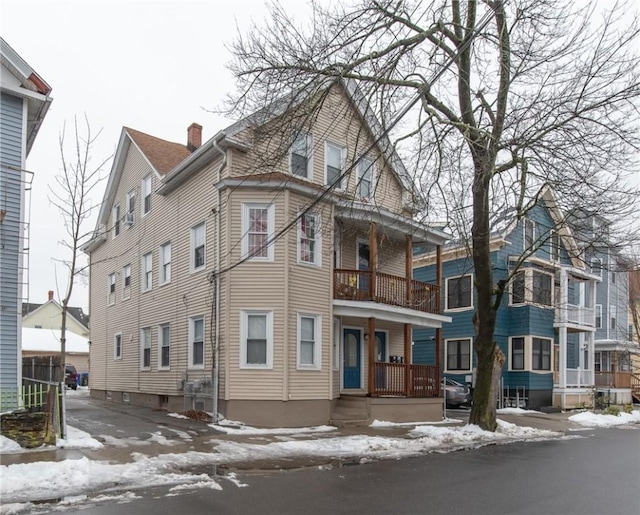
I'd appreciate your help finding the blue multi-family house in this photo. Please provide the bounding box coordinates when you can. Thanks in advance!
[413,188,601,410]
[0,38,52,411]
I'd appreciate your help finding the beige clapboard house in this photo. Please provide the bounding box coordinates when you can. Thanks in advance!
[84,82,451,426]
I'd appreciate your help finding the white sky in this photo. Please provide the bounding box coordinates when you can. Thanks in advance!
[1,0,314,311]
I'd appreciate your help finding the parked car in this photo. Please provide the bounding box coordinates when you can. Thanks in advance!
[65,365,78,390]
[443,378,472,408]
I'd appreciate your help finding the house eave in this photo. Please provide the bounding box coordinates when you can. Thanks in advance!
[333,299,451,328]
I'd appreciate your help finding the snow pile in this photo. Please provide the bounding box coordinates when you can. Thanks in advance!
[568,409,640,428]
[0,435,23,453]
[370,418,463,427]
[210,422,336,436]
[497,407,542,415]
[57,425,104,450]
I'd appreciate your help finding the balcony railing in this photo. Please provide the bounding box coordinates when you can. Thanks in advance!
[373,362,440,397]
[334,269,440,314]
[555,304,595,327]
[564,368,594,387]
[595,371,632,389]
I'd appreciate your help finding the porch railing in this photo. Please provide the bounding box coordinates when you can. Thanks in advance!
[556,304,595,327]
[334,269,440,314]
[564,368,594,387]
[595,371,632,389]
[372,362,440,397]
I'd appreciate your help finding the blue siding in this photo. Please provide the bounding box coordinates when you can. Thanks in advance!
[0,92,24,410]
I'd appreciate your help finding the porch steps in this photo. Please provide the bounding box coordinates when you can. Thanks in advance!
[330,396,370,427]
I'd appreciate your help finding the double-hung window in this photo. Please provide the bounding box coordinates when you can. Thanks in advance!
[523,219,535,251]
[189,316,205,368]
[108,273,116,305]
[511,337,525,370]
[126,190,136,226]
[114,332,122,360]
[158,323,170,369]
[122,264,131,300]
[550,231,560,262]
[446,275,472,310]
[511,270,526,305]
[191,222,205,271]
[112,204,120,238]
[140,327,151,370]
[445,339,471,372]
[160,242,171,284]
[291,132,312,179]
[298,314,321,369]
[532,337,551,370]
[298,212,321,265]
[590,258,602,277]
[142,174,151,215]
[325,142,345,189]
[142,252,152,292]
[357,156,374,200]
[610,305,617,330]
[241,310,273,368]
[243,203,274,261]
[531,271,552,306]
[595,304,602,328]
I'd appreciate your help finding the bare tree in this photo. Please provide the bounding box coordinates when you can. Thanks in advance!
[49,115,110,437]
[225,0,640,430]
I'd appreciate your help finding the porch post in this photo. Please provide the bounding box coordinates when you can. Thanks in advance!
[406,234,413,306]
[368,317,376,395]
[404,323,412,396]
[369,222,377,300]
[559,327,567,388]
[436,244,443,312]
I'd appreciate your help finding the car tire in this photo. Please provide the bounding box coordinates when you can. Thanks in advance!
[71,384,77,390]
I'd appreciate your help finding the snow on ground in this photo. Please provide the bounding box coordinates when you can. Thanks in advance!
[370,418,463,427]
[0,435,23,453]
[167,413,189,420]
[57,425,104,450]
[496,407,542,415]
[210,422,336,435]
[568,409,640,428]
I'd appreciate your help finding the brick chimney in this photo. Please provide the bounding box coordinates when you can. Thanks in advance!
[187,123,202,152]
[48,290,54,301]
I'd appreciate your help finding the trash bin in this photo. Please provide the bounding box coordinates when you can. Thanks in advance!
[80,372,89,386]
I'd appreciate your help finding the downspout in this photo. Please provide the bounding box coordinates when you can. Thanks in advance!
[212,139,227,423]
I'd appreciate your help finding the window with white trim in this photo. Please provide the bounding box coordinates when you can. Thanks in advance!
[532,337,551,370]
[590,257,602,277]
[510,269,553,307]
[610,305,617,330]
[445,338,471,372]
[595,304,602,329]
[122,264,131,300]
[114,332,122,360]
[160,242,171,284]
[241,310,273,368]
[298,313,321,369]
[511,270,526,305]
[550,231,560,262]
[142,174,151,215]
[191,222,205,271]
[125,189,136,226]
[242,203,274,261]
[108,273,116,305]
[357,156,374,200]
[142,252,152,292]
[531,270,552,306]
[510,337,525,370]
[523,219,535,251]
[446,275,472,310]
[140,327,151,370]
[290,131,312,179]
[112,204,120,238]
[298,212,321,265]
[325,141,345,189]
[189,316,205,368]
[158,323,170,369]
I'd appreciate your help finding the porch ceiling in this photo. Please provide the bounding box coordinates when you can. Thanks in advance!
[333,299,451,328]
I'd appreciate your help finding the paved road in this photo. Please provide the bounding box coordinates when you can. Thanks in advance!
[58,427,639,515]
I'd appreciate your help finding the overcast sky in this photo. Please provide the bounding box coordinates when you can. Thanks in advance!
[2,0,314,311]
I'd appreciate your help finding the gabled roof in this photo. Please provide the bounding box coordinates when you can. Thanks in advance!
[125,127,191,175]
[22,300,90,332]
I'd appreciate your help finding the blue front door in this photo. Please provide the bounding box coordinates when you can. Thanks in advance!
[343,328,361,389]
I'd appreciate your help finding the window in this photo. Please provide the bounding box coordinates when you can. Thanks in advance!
[142,174,151,215]
[591,258,602,277]
[242,203,274,261]
[610,305,617,330]
[357,156,374,200]
[298,314,321,369]
[140,327,151,370]
[550,231,560,262]
[523,219,535,251]
[298,212,321,265]
[290,132,312,178]
[112,204,120,238]
[160,242,171,284]
[611,271,616,284]
[191,222,205,271]
[511,271,526,305]
[189,316,205,368]
[446,275,472,310]
[122,264,131,300]
[158,323,170,369]
[325,142,345,189]
[445,339,471,371]
[241,310,273,368]
[531,271,552,306]
[125,190,136,226]
[595,304,602,329]
[511,337,525,370]
[108,273,116,305]
[114,333,122,360]
[142,252,152,292]
[532,337,551,370]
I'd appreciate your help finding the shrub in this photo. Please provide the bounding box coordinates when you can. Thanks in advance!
[604,405,621,417]
[623,404,633,414]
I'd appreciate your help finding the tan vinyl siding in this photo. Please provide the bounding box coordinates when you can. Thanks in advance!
[338,227,407,276]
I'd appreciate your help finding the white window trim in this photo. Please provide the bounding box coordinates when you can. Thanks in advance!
[590,257,603,277]
[125,189,136,226]
[114,332,122,360]
[112,204,120,239]
[240,310,274,369]
[324,140,346,190]
[158,323,170,370]
[444,338,473,373]
[523,219,536,251]
[297,211,322,267]
[141,252,153,292]
[444,273,474,312]
[107,273,116,306]
[508,268,554,308]
[188,315,205,370]
[242,203,275,262]
[508,336,527,371]
[356,155,375,201]
[549,230,560,262]
[509,270,526,306]
[290,131,313,180]
[531,335,553,373]
[122,264,131,301]
[297,313,322,370]
[140,327,152,371]
[609,305,617,331]
[595,304,602,329]
[142,174,152,216]
[190,222,206,273]
[159,242,171,285]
